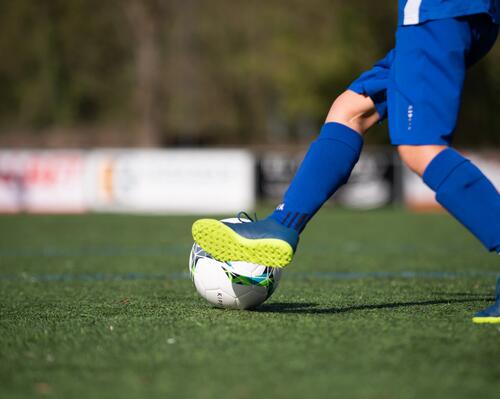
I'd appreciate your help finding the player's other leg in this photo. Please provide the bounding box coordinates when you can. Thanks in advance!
[390,15,500,252]
[193,88,383,267]
[399,145,500,323]
[393,13,500,251]
[388,14,499,322]
[399,145,500,253]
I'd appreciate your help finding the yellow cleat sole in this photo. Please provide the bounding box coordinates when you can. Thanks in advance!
[192,219,294,268]
[472,317,500,324]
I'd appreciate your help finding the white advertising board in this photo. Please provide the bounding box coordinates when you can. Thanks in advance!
[0,149,255,214]
[85,149,256,214]
[335,151,393,209]
[0,151,87,213]
[0,151,27,212]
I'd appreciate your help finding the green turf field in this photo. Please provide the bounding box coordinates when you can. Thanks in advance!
[0,208,499,399]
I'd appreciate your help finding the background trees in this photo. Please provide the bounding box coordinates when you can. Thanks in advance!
[0,0,498,147]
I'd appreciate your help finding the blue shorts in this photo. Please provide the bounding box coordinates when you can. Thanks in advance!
[348,14,498,145]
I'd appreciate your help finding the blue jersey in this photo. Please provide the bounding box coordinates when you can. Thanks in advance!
[398,0,500,25]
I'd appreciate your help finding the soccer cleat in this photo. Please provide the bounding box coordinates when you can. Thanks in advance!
[472,277,500,324]
[192,215,299,268]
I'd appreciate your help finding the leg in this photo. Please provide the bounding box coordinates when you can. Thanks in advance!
[388,17,500,252]
[387,16,500,324]
[398,145,500,252]
[325,90,380,135]
[398,145,447,176]
[268,91,379,232]
[192,91,381,267]
[192,50,395,267]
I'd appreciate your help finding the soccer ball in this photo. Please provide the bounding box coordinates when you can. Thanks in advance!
[189,218,282,310]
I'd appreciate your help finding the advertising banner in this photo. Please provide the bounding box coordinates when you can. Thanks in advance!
[0,149,255,214]
[258,149,395,209]
[0,151,86,213]
[85,149,256,214]
[1,148,497,214]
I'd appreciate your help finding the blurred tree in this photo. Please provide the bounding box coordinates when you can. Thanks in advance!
[0,0,498,146]
[126,0,163,147]
[0,0,133,129]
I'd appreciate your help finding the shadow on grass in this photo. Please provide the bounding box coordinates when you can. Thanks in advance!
[429,292,493,297]
[255,297,494,314]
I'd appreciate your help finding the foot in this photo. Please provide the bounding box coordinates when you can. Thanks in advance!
[192,216,299,268]
[472,278,500,324]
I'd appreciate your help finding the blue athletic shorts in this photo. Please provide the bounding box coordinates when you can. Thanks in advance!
[348,13,498,145]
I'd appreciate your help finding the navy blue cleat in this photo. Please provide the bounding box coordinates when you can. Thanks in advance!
[192,213,299,268]
[473,277,500,324]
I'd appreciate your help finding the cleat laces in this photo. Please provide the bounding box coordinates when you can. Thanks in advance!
[236,211,258,223]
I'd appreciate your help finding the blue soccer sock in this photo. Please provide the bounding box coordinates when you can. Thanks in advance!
[269,122,363,232]
[423,148,500,252]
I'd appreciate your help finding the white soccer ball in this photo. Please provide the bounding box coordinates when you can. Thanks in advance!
[189,218,282,310]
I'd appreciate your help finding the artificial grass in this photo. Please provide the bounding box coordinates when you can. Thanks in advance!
[0,209,499,399]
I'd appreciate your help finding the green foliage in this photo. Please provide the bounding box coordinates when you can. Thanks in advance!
[0,1,498,145]
[0,0,132,128]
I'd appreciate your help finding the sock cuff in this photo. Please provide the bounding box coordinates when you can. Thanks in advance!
[318,122,364,154]
[422,148,469,191]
